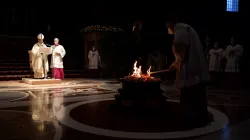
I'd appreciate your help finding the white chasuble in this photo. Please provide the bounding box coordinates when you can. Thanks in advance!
[31,43,51,78]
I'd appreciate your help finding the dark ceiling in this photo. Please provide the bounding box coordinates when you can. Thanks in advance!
[0,1,248,37]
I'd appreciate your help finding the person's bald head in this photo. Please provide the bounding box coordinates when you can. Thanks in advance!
[54,38,59,45]
[230,37,237,46]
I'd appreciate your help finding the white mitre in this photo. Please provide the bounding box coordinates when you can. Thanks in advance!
[37,33,44,40]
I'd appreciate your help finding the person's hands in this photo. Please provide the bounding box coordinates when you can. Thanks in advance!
[165,68,171,72]
[55,52,61,56]
[213,52,219,56]
[229,50,235,57]
[30,61,33,69]
[168,63,178,71]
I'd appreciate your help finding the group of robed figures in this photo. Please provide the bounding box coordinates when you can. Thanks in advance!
[31,33,66,80]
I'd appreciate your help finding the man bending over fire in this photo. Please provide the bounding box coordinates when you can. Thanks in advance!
[165,19,210,127]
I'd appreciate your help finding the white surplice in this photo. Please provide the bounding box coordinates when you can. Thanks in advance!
[208,48,224,72]
[224,44,243,73]
[31,43,51,78]
[174,23,210,88]
[88,50,100,69]
[50,45,66,68]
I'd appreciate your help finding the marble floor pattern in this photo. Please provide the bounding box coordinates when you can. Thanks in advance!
[0,78,249,140]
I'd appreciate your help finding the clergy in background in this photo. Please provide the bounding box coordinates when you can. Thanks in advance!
[224,37,243,88]
[31,33,50,79]
[208,42,224,87]
[225,37,243,73]
[88,46,101,78]
[88,46,100,69]
[50,38,66,80]
[208,42,224,72]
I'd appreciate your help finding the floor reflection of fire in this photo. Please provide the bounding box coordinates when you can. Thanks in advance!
[115,61,166,109]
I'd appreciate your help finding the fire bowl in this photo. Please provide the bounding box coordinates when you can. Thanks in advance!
[115,77,166,110]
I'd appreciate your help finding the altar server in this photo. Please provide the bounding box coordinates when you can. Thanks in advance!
[166,20,210,126]
[88,46,100,69]
[224,37,243,89]
[50,38,66,80]
[224,37,243,73]
[208,42,224,72]
[31,33,50,79]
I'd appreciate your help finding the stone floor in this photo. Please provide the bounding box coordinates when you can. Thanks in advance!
[0,78,249,140]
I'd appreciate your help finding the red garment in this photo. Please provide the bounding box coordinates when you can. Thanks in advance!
[52,68,64,80]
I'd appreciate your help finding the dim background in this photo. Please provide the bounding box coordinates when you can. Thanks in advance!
[0,1,248,70]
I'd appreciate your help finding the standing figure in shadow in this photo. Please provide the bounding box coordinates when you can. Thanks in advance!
[88,46,101,78]
[204,36,212,60]
[224,37,243,89]
[165,19,210,127]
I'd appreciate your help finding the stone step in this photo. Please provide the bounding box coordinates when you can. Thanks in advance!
[0,70,85,73]
[0,74,87,81]
[0,60,28,63]
[0,63,30,66]
[0,66,30,69]
[0,70,86,75]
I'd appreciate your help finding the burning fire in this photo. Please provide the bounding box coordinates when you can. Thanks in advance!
[122,60,159,82]
[130,61,151,78]
[147,66,151,77]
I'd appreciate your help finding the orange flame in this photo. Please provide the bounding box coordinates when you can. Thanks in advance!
[130,61,151,78]
[147,66,151,77]
[131,61,141,77]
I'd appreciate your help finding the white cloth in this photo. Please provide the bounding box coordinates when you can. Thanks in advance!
[224,44,243,73]
[88,50,100,69]
[31,43,50,78]
[208,48,224,72]
[50,45,66,68]
[174,23,210,88]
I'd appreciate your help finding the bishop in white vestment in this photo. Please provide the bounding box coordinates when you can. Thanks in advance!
[50,38,66,80]
[31,33,51,79]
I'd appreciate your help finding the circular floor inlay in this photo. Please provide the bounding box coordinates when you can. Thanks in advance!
[70,100,213,132]
[166,91,250,106]
[0,91,29,102]
[56,98,229,139]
